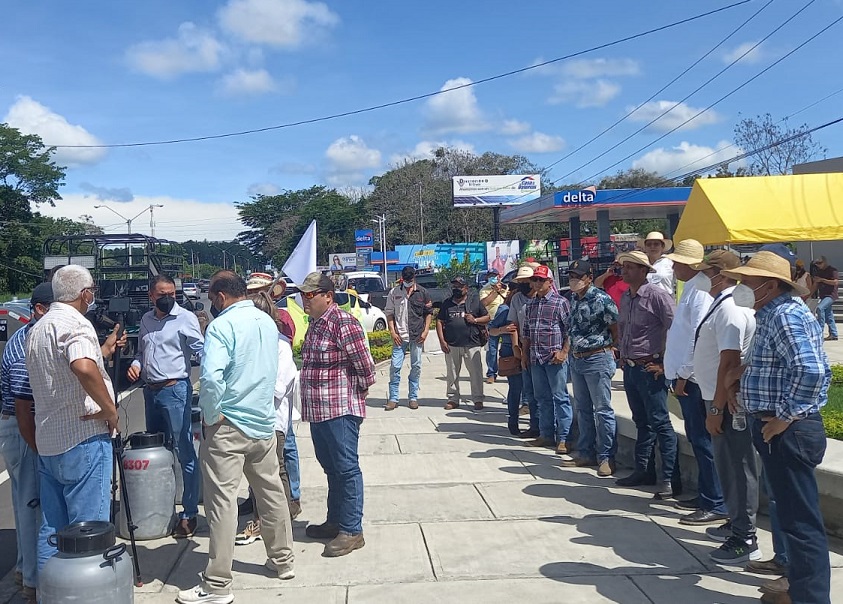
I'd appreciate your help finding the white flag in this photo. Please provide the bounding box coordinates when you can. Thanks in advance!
[282,219,317,287]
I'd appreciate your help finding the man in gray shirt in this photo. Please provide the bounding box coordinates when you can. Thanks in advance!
[128,274,204,538]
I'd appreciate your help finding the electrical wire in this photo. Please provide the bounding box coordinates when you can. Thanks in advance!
[46,1,750,150]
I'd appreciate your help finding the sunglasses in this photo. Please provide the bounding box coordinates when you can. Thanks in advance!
[529,277,546,283]
[302,290,328,300]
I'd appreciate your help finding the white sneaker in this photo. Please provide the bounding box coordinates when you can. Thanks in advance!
[265,558,295,580]
[235,520,262,545]
[176,585,234,604]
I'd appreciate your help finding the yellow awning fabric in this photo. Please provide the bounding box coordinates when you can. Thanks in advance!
[673,173,843,245]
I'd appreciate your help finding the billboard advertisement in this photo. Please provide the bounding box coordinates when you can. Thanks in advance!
[395,243,485,271]
[328,252,357,271]
[452,174,541,206]
[486,240,520,275]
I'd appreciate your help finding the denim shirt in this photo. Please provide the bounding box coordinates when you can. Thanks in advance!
[490,304,513,357]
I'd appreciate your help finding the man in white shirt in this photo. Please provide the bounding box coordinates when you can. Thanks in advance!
[692,250,762,567]
[640,231,675,294]
[661,240,727,521]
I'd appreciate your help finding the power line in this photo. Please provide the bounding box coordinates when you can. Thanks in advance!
[47,1,750,150]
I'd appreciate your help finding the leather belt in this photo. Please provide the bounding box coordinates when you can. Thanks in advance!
[572,346,613,359]
[625,353,661,367]
[145,379,179,390]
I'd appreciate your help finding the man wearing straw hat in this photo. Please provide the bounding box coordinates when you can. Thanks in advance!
[662,239,728,525]
[614,251,679,498]
[638,231,675,294]
[722,251,831,604]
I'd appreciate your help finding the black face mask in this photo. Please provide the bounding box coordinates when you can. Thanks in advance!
[452,288,465,298]
[210,304,220,318]
[155,295,176,313]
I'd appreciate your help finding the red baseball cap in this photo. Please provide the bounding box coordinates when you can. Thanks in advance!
[532,265,551,279]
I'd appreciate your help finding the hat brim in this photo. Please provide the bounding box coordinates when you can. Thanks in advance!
[665,252,703,266]
[637,238,673,251]
[246,282,271,290]
[617,253,656,273]
[720,266,809,297]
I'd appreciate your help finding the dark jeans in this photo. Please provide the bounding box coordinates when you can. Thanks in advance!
[486,335,500,378]
[677,382,726,514]
[622,365,677,483]
[522,365,539,433]
[751,413,829,604]
[310,415,364,535]
[505,369,523,435]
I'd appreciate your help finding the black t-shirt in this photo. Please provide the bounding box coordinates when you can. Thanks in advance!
[439,293,488,347]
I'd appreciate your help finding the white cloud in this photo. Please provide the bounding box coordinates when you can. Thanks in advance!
[218,68,277,96]
[388,140,476,166]
[4,96,106,167]
[558,58,640,79]
[500,119,531,135]
[218,0,339,48]
[325,135,381,186]
[509,132,565,153]
[79,182,134,202]
[632,140,743,176]
[627,100,722,132]
[41,194,245,241]
[549,79,620,108]
[423,77,490,134]
[247,182,282,196]
[126,22,224,79]
[723,41,765,65]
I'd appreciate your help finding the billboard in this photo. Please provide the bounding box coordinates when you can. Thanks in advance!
[486,240,520,275]
[395,243,486,271]
[354,229,374,248]
[452,174,541,206]
[328,252,357,271]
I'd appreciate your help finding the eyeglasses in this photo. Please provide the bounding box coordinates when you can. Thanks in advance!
[302,290,328,300]
[529,277,545,283]
[81,286,98,294]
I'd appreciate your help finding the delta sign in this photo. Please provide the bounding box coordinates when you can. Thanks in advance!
[555,185,597,205]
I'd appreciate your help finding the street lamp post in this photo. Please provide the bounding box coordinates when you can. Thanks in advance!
[93,204,164,235]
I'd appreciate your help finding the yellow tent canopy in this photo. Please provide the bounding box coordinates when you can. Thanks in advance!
[673,173,843,245]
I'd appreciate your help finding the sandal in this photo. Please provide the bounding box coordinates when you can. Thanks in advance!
[444,401,459,410]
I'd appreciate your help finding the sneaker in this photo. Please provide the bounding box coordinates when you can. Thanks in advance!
[709,536,761,565]
[324,531,365,557]
[235,519,262,545]
[265,558,295,580]
[678,510,729,526]
[289,500,302,520]
[176,586,234,604]
[518,429,540,439]
[408,399,419,410]
[597,459,615,477]
[172,517,198,539]
[745,557,788,576]
[559,457,597,467]
[305,521,340,540]
[653,481,675,500]
[705,521,732,543]
[385,401,398,411]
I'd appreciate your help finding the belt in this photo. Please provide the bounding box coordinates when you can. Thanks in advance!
[572,346,613,359]
[625,353,661,367]
[145,379,179,390]
[749,411,775,419]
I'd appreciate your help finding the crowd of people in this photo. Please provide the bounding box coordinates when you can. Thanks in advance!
[385,235,836,604]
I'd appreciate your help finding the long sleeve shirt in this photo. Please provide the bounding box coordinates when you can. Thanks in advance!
[664,273,711,381]
[741,293,830,421]
[300,303,376,422]
[618,282,675,360]
[274,336,298,435]
[199,300,279,439]
[524,290,570,365]
[648,256,675,294]
[131,303,204,382]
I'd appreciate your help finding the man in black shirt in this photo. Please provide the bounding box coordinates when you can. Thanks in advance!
[436,277,489,410]
[812,256,839,341]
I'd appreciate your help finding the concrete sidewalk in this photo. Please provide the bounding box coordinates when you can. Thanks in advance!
[8,350,843,603]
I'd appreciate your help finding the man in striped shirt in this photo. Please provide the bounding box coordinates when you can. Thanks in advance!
[25,266,123,570]
[299,271,375,558]
[0,283,53,599]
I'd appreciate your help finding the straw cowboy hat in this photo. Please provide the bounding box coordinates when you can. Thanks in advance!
[617,250,656,272]
[513,265,534,282]
[637,231,673,251]
[721,251,809,297]
[691,249,741,271]
[246,272,274,290]
[664,239,704,266]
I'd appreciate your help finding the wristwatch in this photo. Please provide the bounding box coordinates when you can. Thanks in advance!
[708,405,721,416]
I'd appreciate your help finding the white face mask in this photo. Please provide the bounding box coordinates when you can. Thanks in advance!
[569,278,587,294]
[733,282,771,308]
[692,272,711,294]
[84,289,96,314]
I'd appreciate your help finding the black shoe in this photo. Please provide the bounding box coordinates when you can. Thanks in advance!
[518,429,540,439]
[653,481,675,500]
[674,497,700,511]
[305,522,340,540]
[679,509,730,526]
[615,470,657,487]
[237,496,254,517]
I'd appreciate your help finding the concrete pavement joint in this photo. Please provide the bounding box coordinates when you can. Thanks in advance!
[648,514,717,573]
[472,483,498,520]
[417,523,439,582]
[626,575,658,604]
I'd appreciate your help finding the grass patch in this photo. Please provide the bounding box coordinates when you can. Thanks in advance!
[824,366,843,440]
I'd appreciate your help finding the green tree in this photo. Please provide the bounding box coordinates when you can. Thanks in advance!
[733,113,826,175]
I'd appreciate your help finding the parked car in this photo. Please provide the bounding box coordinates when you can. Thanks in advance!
[183,283,200,299]
[198,279,210,292]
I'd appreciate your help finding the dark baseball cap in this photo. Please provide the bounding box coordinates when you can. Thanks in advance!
[486,268,500,275]
[759,243,796,269]
[298,271,335,293]
[31,282,54,305]
[450,276,467,286]
[568,260,593,276]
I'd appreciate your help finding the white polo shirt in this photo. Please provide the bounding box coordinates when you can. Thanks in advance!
[692,286,756,401]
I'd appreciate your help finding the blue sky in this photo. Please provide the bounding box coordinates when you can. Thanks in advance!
[2,0,842,241]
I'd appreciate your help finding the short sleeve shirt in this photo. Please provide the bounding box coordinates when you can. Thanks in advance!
[569,286,619,354]
[439,293,487,348]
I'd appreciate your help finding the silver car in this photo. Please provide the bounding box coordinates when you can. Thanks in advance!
[183,283,200,299]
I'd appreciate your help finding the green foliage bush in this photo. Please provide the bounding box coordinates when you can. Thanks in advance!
[823,382,843,441]
[830,364,843,385]
[368,330,392,348]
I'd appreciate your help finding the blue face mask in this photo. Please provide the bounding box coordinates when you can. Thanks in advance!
[489,277,499,285]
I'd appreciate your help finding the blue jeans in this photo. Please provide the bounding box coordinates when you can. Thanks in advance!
[751,413,829,604]
[622,364,677,482]
[144,379,199,519]
[0,417,39,588]
[570,350,617,462]
[530,362,572,443]
[505,369,523,435]
[38,434,112,570]
[283,427,301,501]
[310,415,364,535]
[816,296,838,338]
[388,340,423,402]
[521,365,539,433]
[486,335,500,378]
[676,381,726,514]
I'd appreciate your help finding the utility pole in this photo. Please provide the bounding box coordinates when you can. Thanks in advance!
[419,182,424,244]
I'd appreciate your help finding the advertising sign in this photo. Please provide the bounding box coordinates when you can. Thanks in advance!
[486,240,520,275]
[395,243,486,271]
[522,240,553,260]
[354,229,374,248]
[554,185,597,206]
[452,174,541,206]
[328,252,357,271]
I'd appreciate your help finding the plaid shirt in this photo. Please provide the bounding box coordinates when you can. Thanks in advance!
[300,303,376,422]
[524,290,570,365]
[741,293,830,421]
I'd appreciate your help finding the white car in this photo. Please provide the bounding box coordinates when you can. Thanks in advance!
[182,283,200,299]
[334,291,388,332]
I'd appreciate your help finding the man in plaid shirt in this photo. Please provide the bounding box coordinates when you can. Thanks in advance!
[299,271,375,558]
